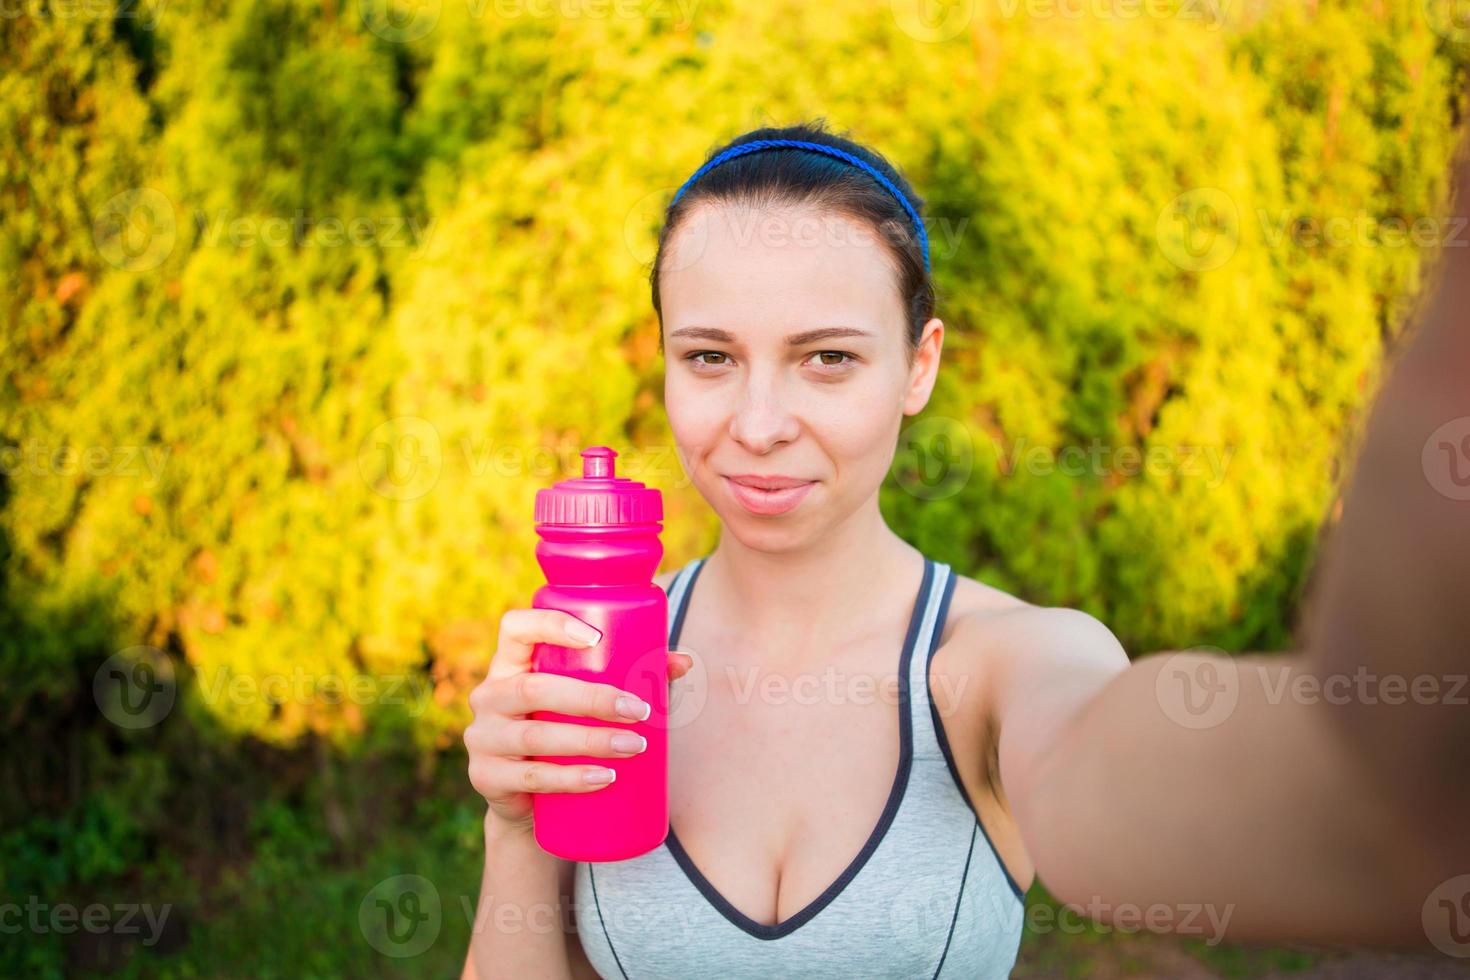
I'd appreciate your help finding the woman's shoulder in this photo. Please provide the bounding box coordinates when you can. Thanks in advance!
[940,567,1119,657]
[934,569,1125,719]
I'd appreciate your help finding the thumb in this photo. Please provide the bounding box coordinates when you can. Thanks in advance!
[667,650,694,682]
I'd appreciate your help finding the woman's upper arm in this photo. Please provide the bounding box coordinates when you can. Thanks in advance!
[985,606,1130,817]
[987,613,1428,941]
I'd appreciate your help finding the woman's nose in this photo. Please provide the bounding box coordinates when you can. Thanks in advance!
[728,383,801,455]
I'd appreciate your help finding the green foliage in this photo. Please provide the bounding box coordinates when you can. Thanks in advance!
[5,0,1464,740]
[1,0,1466,972]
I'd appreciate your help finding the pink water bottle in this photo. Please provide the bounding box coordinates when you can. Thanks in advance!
[529,446,668,861]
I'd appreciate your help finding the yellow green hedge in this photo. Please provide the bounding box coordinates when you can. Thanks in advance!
[2,0,1466,752]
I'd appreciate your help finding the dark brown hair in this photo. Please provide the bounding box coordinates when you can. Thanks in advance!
[651,119,936,363]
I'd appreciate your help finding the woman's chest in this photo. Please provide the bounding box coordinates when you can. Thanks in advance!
[663,646,907,926]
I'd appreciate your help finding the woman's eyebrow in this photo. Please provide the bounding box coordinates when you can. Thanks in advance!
[785,326,875,345]
[667,325,875,345]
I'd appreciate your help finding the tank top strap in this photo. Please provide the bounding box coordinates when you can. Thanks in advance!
[906,559,957,761]
[666,555,708,649]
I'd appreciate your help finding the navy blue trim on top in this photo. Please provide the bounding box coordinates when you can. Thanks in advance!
[662,556,934,941]
[930,819,978,980]
[587,863,630,980]
[666,555,707,649]
[924,570,1028,903]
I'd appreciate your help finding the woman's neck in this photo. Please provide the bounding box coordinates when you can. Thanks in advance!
[699,501,925,669]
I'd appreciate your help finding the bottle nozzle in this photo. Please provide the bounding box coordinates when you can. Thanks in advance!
[582,446,616,479]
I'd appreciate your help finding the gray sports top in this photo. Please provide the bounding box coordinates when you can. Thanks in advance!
[573,555,1027,979]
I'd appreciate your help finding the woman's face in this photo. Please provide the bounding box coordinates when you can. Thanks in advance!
[660,202,943,551]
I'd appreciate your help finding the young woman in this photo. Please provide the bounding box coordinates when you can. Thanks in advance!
[460,122,1443,979]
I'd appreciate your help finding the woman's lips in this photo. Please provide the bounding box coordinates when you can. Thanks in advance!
[722,476,815,516]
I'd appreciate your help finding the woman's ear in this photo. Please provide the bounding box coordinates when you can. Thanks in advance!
[902,317,944,416]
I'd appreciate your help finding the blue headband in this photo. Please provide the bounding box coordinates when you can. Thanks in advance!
[670,138,931,273]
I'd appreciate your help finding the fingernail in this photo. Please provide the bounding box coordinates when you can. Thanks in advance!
[615,694,651,720]
[611,732,646,754]
[566,620,602,646]
[584,768,616,785]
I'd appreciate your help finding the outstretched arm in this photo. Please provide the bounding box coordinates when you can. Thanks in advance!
[1296,133,1470,876]
[991,132,1470,947]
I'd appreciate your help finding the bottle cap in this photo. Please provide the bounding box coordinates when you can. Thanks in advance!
[534,447,663,526]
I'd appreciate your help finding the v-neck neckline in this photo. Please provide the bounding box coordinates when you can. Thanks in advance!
[661,555,934,940]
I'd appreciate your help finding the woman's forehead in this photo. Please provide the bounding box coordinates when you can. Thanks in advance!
[661,203,906,336]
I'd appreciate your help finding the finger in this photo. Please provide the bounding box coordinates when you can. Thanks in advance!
[485,719,648,760]
[489,608,604,681]
[668,651,694,682]
[489,757,619,794]
[488,670,651,723]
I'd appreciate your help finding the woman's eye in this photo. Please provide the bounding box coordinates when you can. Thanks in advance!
[808,351,856,369]
[687,351,730,367]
